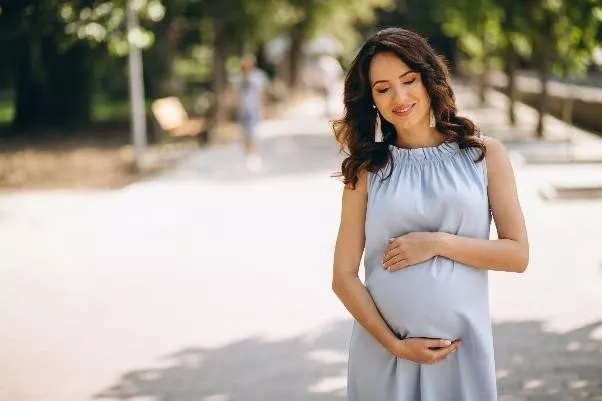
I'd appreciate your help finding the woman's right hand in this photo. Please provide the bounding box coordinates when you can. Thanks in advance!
[391,337,461,364]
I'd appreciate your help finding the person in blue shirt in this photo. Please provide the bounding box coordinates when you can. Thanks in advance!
[230,54,270,172]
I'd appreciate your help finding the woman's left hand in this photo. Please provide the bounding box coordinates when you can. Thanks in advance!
[383,232,441,271]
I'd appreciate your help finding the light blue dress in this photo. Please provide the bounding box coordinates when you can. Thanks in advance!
[347,141,497,401]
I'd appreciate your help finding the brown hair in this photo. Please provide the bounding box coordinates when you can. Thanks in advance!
[332,27,485,188]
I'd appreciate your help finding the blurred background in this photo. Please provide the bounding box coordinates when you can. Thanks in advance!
[1,1,602,400]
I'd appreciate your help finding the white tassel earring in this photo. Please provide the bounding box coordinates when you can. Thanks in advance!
[429,108,436,128]
[373,105,384,142]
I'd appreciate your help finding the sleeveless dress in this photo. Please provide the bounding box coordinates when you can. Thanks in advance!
[347,141,497,401]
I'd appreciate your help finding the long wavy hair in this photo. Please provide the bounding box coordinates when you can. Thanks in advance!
[332,28,485,188]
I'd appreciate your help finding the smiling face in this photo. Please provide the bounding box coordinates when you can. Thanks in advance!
[369,51,431,134]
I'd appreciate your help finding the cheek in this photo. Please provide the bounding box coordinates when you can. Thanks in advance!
[411,84,429,102]
[372,92,387,107]
[410,87,430,114]
[373,97,391,117]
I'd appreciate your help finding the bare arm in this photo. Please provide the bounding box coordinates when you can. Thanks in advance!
[337,173,463,363]
[436,137,529,272]
[383,137,529,273]
[331,171,400,352]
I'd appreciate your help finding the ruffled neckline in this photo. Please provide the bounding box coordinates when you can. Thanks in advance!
[388,140,460,163]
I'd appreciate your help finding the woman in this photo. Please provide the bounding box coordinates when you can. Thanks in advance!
[331,28,529,400]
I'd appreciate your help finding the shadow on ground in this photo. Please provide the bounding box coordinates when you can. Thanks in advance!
[96,320,353,401]
[96,320,602,401]
[152,132,343,183]
[495,320,602,400]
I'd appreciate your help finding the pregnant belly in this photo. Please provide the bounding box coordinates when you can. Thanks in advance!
[365,257,488,340]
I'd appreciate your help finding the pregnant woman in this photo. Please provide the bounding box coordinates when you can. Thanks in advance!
[331,28,529,400]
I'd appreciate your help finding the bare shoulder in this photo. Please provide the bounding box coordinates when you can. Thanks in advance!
[482,136,507,156]
[481,136,511,173]
[344,169,369,193]
[479,135,520,197]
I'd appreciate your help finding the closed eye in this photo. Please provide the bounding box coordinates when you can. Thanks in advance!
[376,88,390,94]
[403,79,416,85]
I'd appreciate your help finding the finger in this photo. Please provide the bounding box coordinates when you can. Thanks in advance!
[426,339,452,349]
[384,244,400,258]
[383,254,403,268]
[387,259,410,272]
[423,350,442,364]
[384,239,395,255]
[384,255,402,269]
[425,348,452,364]
[429,342,461,362]
[383,248,400,264]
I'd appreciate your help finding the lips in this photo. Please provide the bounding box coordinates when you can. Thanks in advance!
[392,103,416,117]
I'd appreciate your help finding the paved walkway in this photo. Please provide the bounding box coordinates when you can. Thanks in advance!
[0,84,601,401]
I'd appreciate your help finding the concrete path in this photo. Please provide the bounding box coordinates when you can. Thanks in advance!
[1,84,601,401]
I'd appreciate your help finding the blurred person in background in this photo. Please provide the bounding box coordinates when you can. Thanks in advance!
[331,28,528,400]
[229,53,269,172]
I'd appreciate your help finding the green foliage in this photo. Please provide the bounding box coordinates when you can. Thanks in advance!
[552,0,601,77]
[281,0,393,58]
[433,0,601,78]
[438,0,503,61]
[0,0,166,56]
[92,96,151,122]
[58,0,166,56]
[0,99,15,124]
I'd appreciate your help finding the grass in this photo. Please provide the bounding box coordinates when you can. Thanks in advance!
[0,97,153,124]
[0,100,14,124]
[93,98,132,122]
[93,97,153,122]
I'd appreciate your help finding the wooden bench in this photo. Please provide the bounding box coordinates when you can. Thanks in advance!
[151,96,208,144]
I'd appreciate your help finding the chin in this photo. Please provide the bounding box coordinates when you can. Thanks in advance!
[392,119,420,132]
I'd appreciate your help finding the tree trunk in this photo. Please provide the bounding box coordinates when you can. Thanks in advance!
[146,7,180,98]
[12,35,93,129]
[45,40,93,126]
[255,42,269,76]
[12,37,44,128]
[287,23,304,93]
[477,27,489,105]
[210,19,229,128]
[562,83,575,135]
[536,53,551,138]
[478,65,489,105]
[504,41,517,126]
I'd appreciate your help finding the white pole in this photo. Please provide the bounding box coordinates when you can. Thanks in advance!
[126,0,147,170]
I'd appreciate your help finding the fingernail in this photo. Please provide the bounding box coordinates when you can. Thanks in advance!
[443,340,451,346]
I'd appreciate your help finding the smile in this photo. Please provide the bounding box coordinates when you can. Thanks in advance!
[392,103,416,117]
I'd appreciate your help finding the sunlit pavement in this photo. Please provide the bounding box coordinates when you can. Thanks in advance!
[1,84,602,401]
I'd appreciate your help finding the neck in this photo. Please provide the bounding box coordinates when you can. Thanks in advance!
[393,125,445,149]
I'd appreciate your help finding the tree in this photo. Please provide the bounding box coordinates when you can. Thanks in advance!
[283,0,393,90]
[522,0,601,138]
[0,0,166,130]
[373,0,458,69]
[199,0,295,125]
[496,0,531,126]
[437,0,503,105]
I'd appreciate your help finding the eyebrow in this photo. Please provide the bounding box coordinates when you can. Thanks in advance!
[371,70,416,87]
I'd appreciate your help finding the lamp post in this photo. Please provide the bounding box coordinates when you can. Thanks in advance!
[126,0,147,170]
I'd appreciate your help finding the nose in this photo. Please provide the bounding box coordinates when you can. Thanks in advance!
[392,84,410,104]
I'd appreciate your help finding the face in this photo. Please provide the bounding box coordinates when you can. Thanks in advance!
[369,51,430,132]
[241,55,255,73]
